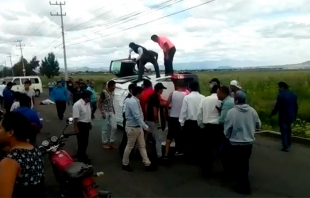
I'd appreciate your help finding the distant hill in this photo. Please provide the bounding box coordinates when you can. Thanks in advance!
[58,59,310,72]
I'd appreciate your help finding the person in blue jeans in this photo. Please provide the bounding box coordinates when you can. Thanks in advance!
[86,82,97,119]
[14,93,42,145]
[270,82,298,152]
[51,81,68,120]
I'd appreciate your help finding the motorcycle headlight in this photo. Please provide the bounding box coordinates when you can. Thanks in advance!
[42,140,49,147]
[50,136,58,143]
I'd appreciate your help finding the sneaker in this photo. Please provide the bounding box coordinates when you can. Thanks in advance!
[122,165,133,172]
[109,143,117,149]
[145,164,158,171]
[103,144,111,150]
[281,148,289,152]
[162,157,170,166]
[233,185,251,195]
[174,152,184,156]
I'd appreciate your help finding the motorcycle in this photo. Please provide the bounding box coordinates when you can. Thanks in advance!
[40,117,112,198]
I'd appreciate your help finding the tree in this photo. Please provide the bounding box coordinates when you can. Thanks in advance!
[12,56,39,76]
[40,52,60,78]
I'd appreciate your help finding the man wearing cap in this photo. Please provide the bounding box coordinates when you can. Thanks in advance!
[223,91,261,194]
[151,35,176,76]
[230,80,242,98]
[145,83,167,162]
[128,42,160,81]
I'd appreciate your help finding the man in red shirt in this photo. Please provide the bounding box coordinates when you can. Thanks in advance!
[140,79,154,118]
[151,35,176,76]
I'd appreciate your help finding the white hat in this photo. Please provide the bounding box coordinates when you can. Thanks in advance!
[230,80,242,89]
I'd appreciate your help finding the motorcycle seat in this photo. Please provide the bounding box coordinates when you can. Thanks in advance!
[65,162,94,179]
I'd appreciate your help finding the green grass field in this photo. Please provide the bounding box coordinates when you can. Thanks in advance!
[43,70,310,138]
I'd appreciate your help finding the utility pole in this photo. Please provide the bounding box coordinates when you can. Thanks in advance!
[7,53,14,76]
[15,40,26,76]
[2,62,6,78]
[50,1,68,81]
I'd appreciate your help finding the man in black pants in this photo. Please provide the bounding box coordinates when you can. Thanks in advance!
[151,35,176,76]
[73,90,93,163]
[51,82,68,120]
[128,42,160,81]
[197,84,222,178]
[179,81,205,165]
[119,83,137,157]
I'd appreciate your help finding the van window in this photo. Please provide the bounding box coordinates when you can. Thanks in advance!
[30,78,39,84]
[12,78,21,85]
[21,78,29,84]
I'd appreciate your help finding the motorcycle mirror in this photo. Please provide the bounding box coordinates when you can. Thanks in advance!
[66,117,74,125]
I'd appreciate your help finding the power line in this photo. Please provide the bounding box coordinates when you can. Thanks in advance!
[66,0,216,47]
[50,1,69,81]
[57,0,183,46]
[39,35,62,53]
[63,0,173,41]
[30,7,58,35]
[15,40,26,76]
[66,1,131,31]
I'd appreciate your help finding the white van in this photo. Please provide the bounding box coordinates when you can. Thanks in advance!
[0,76,43,97]
[109,59,200,127]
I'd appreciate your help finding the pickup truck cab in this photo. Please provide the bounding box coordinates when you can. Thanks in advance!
[109,59,200,127]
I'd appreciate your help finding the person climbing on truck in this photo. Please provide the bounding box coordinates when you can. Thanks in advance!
[128,42,160,81]
[151,35,176,76]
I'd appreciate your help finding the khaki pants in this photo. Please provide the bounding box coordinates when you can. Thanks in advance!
[122,126,151,166]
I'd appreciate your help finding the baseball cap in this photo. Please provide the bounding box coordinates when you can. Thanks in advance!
[235,90,246,101]
[230,80,242,89]
[154,83,167,90]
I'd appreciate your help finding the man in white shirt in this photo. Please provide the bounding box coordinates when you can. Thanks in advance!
[179,81,205,165]
[128,42,160,81]
[73,90,93,163]
[197,84,222,177]
[20,80,35,109]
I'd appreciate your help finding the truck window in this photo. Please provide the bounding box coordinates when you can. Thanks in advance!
[12,78,21,85]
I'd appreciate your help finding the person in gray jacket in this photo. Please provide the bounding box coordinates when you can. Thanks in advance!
[224,91,261,195]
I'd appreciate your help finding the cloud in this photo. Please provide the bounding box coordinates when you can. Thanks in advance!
[1,0,310,70]
[257,22,310,39]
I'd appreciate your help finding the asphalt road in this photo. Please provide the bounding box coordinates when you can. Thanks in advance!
[35,92,310,197]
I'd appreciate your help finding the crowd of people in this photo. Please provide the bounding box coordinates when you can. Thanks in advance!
[117,77,298,195]
[0,73,298,197]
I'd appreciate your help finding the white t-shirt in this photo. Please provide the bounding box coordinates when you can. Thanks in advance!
[169,91,187,118]
[73,99,92,123]
[21,89,35,108]
[0,85,6,97]
[10,101,20,111]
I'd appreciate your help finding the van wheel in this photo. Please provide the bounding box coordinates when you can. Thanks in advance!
[35,90,40,97]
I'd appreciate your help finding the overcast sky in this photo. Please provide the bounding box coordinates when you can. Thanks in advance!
[0,0,309,69]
